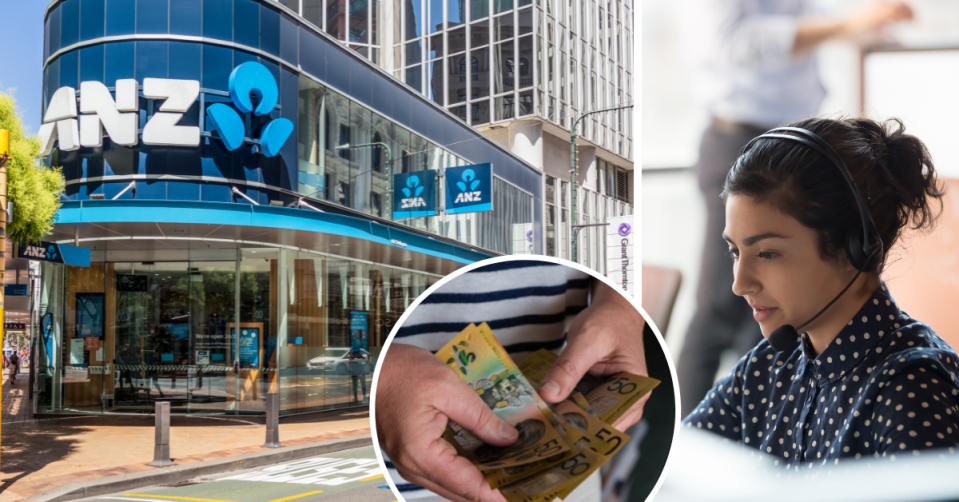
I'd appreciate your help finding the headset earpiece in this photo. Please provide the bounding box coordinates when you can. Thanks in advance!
[846,231,883,272]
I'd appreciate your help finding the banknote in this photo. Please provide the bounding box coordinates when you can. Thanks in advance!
[570,392,596,417]
[517,349,603,395]
[436,323,571,470]
[585,373,661,425]
[498,409,621,502]
[484,397,629,489]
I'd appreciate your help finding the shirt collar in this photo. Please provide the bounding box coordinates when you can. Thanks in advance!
[800,282,902,383]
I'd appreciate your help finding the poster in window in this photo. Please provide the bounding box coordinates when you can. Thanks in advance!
[75,293,104,338]
[350,311,368,355]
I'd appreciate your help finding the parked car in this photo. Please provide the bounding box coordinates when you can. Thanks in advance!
[306,348,369,375]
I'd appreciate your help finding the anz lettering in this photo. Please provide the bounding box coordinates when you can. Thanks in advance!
[400,174,428,208]
[39,62,292,158]
[453,168,482,204]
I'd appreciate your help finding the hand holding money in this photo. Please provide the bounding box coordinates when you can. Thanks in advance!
[375,342,515,502]
[435,324,659,502]
[537,281,651,431]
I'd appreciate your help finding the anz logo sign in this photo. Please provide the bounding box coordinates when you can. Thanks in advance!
[400,175,428,209]
[39,62,293,158]
[453,168,482,204]
[392,171,436,217]
[445,163,492,214]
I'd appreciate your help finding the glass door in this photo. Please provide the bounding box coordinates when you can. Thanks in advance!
[187,260,237,415]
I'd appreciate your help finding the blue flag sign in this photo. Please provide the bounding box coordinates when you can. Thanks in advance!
[445,163,493,214]
[393,171,437,217]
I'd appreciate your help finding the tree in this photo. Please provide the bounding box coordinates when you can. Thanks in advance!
[0,88,65,246]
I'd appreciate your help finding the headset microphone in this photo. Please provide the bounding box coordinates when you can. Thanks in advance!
[740,126,883,352]
[766,267,866,352]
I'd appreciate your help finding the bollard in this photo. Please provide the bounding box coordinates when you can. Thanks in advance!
[148,401,175,466]
[262,392,283,448]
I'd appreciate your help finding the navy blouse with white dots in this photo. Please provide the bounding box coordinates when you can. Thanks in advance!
[684,283,959,469]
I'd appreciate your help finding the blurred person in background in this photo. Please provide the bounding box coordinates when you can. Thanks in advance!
[679,0,915,416]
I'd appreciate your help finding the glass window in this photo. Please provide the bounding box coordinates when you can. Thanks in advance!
[495,95,514,121]
[517,35,533,89]
[298,76,327,200]
[324,90,351,206]
[349,0,370,43]
[428,33,443,59]
[518,8,532,35]
[426,60,443,104]
[518,89,533,116]
[169,0,201,35]
[61,0,80,47]
[80,0,106,41]
[448,0,464,26]
[104,41,135,82]
[203,0,233,40]
[470,47,490,98]
[447,57,467,104]
[137,0,169,34]
[303,0,322,26]
[349,101,374,213]
[495,0,512,14]
[494,13,513,41]
[429,0,444,32]
[392,125,412,173]
[448,27,467,54]
[470,19,489,47]
[405,40,423,66]
[201,45,232,91]
[105,0,135,37]
[405,65,423,92]
[59,50,79,89]
[493,41,513,94]
[406,0,423,40]
[449,104,467,121]
[327,0,346,40]
[79,45,105,84]
[471,0,489,21]
[233,0,259,47]
[470,98,489,125]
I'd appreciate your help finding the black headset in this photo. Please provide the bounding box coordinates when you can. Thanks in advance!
[739,126,884,351]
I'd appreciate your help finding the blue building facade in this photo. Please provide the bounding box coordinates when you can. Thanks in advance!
[36,0,542,416]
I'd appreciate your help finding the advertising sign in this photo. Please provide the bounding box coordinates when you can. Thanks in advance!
[445,163,493,214]
[605,215,635,297]
[234,327,260,368]
[76,293,104,338]
[196,350,211,365]
[393,171,437,218]
[4,285,27,296]
[18,241,91,267]
[350,311,368,354]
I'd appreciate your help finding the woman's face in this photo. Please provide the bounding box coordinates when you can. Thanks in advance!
[724,194,852,337]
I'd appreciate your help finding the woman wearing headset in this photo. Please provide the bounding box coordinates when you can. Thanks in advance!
[684,116,959,467]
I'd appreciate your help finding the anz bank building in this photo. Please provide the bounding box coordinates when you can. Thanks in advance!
[35,0,543,416]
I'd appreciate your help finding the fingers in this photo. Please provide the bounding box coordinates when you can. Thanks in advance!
[539,331,611,403]
[437,376,519,447]
[399,438,508,502]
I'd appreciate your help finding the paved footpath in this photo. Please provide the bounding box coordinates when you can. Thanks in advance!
[0,368,371,502]
[73,446,395,502]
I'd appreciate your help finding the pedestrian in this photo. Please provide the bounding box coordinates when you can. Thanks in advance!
[8,350,19,384]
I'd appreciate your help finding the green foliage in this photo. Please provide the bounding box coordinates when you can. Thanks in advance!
[0,88,65,246]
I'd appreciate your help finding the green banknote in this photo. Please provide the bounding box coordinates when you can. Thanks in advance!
[436,323,571,470]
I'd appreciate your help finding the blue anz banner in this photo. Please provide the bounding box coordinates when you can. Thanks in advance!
[393,171,437,218]
[445,163,493,214]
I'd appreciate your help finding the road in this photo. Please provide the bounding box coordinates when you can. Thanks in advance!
[77,446,396,502]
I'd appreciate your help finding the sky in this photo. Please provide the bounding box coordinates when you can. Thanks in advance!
[1,1,49,136]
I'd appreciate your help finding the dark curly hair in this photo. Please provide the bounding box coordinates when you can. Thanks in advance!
[722,117,945,273]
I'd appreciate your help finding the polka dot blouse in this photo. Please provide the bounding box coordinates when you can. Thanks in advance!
[684,283,959,469]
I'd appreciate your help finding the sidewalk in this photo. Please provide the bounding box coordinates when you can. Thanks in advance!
[0,368,372,502]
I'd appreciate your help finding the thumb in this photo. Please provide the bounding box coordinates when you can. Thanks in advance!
[538,334,611,403]
[437,378,519,447]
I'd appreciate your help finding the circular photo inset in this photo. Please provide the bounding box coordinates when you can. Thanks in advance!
[370,256,680,502]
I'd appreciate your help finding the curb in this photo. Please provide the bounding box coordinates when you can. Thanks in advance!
[22,434,374,502]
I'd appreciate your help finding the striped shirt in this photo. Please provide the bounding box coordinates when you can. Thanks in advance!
[384,259,593,499]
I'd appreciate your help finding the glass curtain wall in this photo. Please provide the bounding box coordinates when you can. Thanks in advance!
[394,0,631,155]
[35,243,439,416]
[296,74,533,254]
[292,0,380,62]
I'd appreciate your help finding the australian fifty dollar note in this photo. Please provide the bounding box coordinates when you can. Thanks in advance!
[436,323,571,470]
